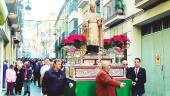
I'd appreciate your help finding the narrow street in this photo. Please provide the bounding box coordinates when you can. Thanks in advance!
[1,0,170,96]
[2,83,41,96]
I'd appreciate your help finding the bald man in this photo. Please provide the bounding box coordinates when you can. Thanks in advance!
[96,61,125,96]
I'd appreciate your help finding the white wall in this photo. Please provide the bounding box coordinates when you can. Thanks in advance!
[127,26,141,67]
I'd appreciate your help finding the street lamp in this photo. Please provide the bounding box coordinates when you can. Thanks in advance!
[25,0,32,11]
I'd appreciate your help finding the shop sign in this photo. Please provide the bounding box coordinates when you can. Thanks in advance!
[155,53,160,65]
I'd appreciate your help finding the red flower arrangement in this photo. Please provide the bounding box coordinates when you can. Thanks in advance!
[112,34,130,49]
[104,39,112,50]
[63,34,87,49]
[103,34,130,50]
[104,39,112,43]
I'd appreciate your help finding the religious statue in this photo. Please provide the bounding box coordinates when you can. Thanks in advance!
[82,3,104,54]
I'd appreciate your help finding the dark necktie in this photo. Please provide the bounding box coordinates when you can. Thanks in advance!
[135,68,138,81]
[135,68,138,75]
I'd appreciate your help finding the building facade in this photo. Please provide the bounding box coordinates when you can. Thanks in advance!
[5,0,23,61]
[56,0,170,95]
[0,0,23,92]
[103,0,170,95]
[54,0,69,59]
[0,0,10,92]
[133,1,170,96]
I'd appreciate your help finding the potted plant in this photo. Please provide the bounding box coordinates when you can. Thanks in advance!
[115,0,125,15]
[112,34,130,49]
[63,34,86,47]
[62,34,87,64]
[104,39,113,50]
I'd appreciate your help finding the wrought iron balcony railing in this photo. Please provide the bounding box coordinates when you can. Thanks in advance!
[103,0,125,26]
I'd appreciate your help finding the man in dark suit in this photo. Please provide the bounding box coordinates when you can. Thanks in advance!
[42,60,73,96]
[129,58,146,96]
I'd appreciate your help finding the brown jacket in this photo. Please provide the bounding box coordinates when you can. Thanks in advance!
[96,70,121,96]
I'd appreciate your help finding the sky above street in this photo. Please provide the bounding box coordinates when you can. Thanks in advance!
[24,0,65,20]
[22,0,64,57]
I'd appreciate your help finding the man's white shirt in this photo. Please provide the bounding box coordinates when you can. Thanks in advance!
[40,65,51,78]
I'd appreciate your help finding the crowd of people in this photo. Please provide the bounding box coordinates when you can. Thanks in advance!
[2,58,71,96]
[2,57,146,96]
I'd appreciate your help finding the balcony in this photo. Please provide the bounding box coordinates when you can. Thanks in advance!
[5,0,16,4]
[5,0,18,28]
[8,13,17,23]
[78,0,89,8]
[135,0,166,9]
[5,0,23,33]
[69,18,78,34]
[105,15,125,27]
[13,32,21,43]
[5,0,16,13]
[104,0,125,27]
[69,0,77,15]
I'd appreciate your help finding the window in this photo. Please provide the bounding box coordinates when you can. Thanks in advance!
[107,6,111,19]
[163,16,170,29]
[141,24,151,35]
[141,15,170,36]
[152,20,162,32]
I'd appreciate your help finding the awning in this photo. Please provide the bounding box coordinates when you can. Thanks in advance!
[0,0,8,25]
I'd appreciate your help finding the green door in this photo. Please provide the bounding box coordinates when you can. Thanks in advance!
[162,29,170,96]
[152,32,165,96]
[142,32,166,96]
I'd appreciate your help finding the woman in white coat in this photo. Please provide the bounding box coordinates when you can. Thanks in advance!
[5,64,16,95]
